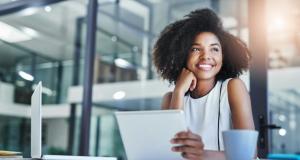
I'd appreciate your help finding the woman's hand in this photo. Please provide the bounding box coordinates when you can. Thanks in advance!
[174,68,197,95]
[165,68,196,110]
[171,130,204,160]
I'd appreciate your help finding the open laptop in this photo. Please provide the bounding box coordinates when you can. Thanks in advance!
[115,110,187,160]
[30,82,116,160]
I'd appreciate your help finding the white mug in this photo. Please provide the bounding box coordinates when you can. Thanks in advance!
[223,130,258,160]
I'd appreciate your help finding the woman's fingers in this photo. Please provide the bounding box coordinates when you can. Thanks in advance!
[171,131,204,159]
[172,145,203,155]
[171,138,204,149]
[175,131,202,141]
[182,152,203,160]
[189,76,197,91]
[175,68,197,93]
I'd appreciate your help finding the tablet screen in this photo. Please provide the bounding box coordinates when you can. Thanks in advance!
[116,110,187,160]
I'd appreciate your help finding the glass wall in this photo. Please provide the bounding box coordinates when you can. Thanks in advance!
[266,0,300,155]
[84,0,251,159]
[0,0,86,157]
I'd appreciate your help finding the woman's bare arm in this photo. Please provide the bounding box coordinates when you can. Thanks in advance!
[161,91,186,110]
[161,92,172,109]
[199,79,255,159]
[161,68,196,110]
[228,78,255,129]
[203,150,226,160]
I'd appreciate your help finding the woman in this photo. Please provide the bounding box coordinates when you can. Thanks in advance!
[153,8,255,159]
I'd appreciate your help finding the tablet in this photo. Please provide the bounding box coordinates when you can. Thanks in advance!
[115,110,187,160]
[43,155,116,160]
[31,82,42,159]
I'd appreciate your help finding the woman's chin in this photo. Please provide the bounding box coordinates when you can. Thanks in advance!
[195,74,216,81]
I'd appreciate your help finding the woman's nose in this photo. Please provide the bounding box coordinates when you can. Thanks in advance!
[199,50,211,60]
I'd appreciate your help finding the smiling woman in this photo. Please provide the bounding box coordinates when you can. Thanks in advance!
[153,8,255,160]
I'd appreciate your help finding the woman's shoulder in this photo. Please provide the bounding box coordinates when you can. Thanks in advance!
[219,78,247,99]
[219,78,246,89]
[227,78,247,92]
[226,78,249,103]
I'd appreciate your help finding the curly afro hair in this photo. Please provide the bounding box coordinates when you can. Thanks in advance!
[153,8,251,84]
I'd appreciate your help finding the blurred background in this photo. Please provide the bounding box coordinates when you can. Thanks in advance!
[0,0,299,159]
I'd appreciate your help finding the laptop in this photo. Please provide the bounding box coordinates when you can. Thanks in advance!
[115,110,187,160]
[30,82,116,160]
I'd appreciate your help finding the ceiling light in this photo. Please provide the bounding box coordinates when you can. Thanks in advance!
[114,58,133,69]
[18,71,34,81]
[111,36,117,42]
[278,114,286,122]
[132,46,138,52]
[32,84,53,96]
[19,8,38,16]
[44,6,52,12]
[0,21,32,43]
[113,91,126,100]
[42,87,53,96]
[21,27,39,37]
[278,128,287,136]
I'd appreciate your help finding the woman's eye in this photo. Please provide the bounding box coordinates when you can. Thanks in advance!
[211,48,219,52]
[191,48,200,52]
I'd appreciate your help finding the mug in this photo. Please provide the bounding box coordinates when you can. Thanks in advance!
[223,130,258,160]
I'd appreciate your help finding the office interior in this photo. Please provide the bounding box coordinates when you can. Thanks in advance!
[0,0,299,159]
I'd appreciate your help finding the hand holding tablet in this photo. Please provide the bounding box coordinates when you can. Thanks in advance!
[171,130,205,159]
[115,110,187,160]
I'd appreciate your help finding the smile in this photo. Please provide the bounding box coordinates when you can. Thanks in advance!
[196,64,214,71]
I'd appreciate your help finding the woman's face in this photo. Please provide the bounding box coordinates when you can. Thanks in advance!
[186,32,223,81]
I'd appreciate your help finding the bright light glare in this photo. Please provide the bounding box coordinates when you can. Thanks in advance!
[278,114,286,122]
[0,22,32,42]
[113,91,126,100]
[271,17,285,30]
[44,6,52,12]
[32,84,54,96]
[114,58,133,69]
[278,128,287,136]
[18,71,34,81]
[21,27,39,37]
[19,8,38,16]
[274,18,284,28]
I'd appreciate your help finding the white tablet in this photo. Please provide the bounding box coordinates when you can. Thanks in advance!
[43,155,116,160]
[115,110,187,160]
[31,82,42,159]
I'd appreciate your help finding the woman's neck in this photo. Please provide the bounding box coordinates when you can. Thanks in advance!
[190,78,216,98]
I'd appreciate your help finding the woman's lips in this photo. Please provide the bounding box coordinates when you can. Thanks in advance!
[196,64,214,71]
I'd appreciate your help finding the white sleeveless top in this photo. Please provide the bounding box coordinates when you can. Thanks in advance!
[183,79,232,151]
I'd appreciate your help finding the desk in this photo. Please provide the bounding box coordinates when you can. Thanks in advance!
[0,154,268,160]
[202,150,270,160]
[0,157,117,160]
[0,158,270,160]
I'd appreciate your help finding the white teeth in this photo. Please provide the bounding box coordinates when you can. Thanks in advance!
[198,64,212,68]
[197,64,213,71]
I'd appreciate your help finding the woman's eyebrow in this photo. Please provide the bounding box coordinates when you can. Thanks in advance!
[192,43,220,47]
[210,43,221,47]
[192,43,202,46]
